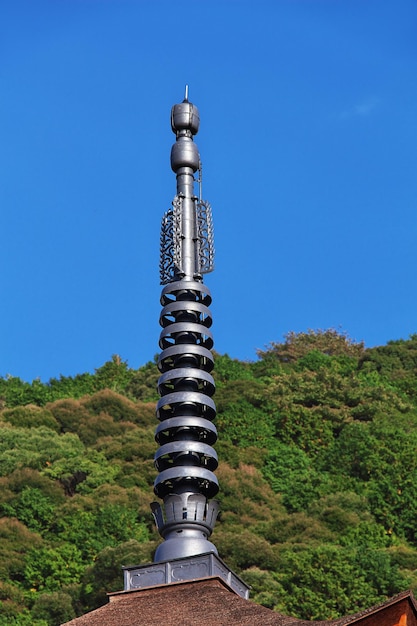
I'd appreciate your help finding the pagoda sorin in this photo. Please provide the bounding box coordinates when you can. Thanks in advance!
[121,90,248,596]
[151,88,219,561]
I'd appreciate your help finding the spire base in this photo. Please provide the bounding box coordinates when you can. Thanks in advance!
[154,530,218,562]
[122,552,250,599]
[151,493,219,561]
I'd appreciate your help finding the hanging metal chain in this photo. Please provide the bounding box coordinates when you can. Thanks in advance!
[159,196,183,284]
[197,200,215,275]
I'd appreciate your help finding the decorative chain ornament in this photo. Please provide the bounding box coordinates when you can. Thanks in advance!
[197,200,215,275]
[159,196,183,284]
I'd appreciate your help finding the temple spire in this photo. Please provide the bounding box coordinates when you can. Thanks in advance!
[151,91,218,561]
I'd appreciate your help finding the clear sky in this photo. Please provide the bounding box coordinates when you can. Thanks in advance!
[1,0,416,381]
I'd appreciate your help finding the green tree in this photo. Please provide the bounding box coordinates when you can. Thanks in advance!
[24,543,85,592]
[42,449,120,496]
[359,334,417,397]
[81,540,156,611]
[94,355,134,393]
[1,338,417,621]
[1,406,59,431]
[0,610,48,626]
[0,426,84,476]
[0,518,42,581]
[213,353,254,384]
[258,329,365,365]
[0,486,56,533]
[30,591,75,626]
[125,360,159,401]
[275,544,407,620]
[56,504,149,560]
[262,443,330,512]
[217,400,274,448]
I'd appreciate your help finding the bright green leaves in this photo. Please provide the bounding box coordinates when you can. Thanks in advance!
[55,504,150,560]
[216,399,274,448]
[215,374,273,450]
[24,544,85,592]
[0,426,84,476]
[0,355,138,408]
[321,415,417,541]
[262,443,330,512]
[272,544,408,620]
[1,487,56,533]
[359,334,417,398]
[42,449,120,495]
[213,353,254,384]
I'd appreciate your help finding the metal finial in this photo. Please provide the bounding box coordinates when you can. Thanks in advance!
[121,93,248,601]
[153,96,218,562]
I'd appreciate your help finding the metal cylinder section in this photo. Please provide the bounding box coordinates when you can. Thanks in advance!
[154,279,218,501]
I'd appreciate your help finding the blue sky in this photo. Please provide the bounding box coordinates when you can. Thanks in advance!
[1,0,416,381]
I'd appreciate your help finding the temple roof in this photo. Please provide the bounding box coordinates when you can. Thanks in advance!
[62,578,417,626]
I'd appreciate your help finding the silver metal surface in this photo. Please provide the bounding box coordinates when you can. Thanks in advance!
[153,91,219,561]
[122,552,251,599]
[155,416,217,445]
[160,95,214,284]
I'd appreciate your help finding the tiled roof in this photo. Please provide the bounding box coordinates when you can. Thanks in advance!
[62,578,417,626]
[63,578,299,626]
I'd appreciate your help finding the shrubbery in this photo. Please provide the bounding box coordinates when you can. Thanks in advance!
[1,331,417,623]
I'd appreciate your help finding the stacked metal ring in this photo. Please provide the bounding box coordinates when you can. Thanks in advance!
[154,279,218,500]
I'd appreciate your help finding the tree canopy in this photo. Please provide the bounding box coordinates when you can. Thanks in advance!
[1,333,417,624]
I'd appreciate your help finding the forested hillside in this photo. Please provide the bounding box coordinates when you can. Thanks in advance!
[2,330,417,625]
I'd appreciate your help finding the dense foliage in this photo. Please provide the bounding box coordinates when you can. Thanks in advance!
[2,331,417,624]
